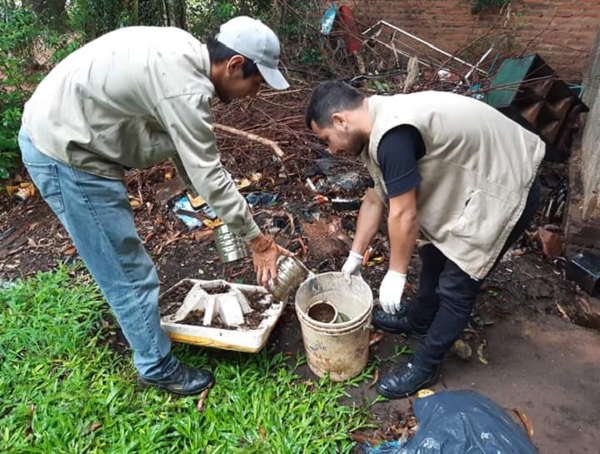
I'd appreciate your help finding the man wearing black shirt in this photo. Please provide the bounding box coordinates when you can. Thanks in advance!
[305,82,542,398]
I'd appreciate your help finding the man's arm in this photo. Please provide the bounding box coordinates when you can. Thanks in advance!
[387,188,419,274]
[376,125,424,313]
[351,187,385,255]
[154,93,290,285]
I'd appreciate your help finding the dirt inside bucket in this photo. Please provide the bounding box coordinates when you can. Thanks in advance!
[177,290,270,330]
[307,301,337,323]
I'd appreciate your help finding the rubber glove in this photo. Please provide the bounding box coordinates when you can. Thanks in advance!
[379,270,407,314]
[341,250,363,278]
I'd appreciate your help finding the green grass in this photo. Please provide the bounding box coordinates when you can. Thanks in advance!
[0,265,373,453]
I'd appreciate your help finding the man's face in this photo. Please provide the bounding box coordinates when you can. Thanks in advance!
[310,115,366,157]
[214,56,264,104]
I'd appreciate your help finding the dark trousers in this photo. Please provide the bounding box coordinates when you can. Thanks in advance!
[409,178,541,372]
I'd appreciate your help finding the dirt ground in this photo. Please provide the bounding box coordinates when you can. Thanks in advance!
[1,92,599,453]
[268,253,600,454]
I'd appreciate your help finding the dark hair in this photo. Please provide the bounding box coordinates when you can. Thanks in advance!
[306,81,365,129]
[206,37,260,79]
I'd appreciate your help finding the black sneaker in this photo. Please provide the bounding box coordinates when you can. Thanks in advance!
[139,363,214,396]
[376,362,439,399]
[372,309,427,339]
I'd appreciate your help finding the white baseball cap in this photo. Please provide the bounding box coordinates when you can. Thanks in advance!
[216,16,290,90]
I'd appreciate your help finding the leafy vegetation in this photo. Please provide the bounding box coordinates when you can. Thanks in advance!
[0,265,374,452]
[0,0,323,181]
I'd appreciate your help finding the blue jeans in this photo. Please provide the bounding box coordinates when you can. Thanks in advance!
[19,128,179,379]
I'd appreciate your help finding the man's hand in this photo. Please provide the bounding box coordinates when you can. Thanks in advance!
[378,270,407,314]
[250,234,293,287]
[341,251,364,279]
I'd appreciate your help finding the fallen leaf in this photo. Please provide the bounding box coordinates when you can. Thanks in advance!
[196,388,210,412]
[27,238,37,248]
[362,247,373,265]
[143,232,156,244]
[64,246,77,256]
[556,302,569,320]
[303,379,315,390]
[350,433,379,446]
[192,229,214,242]
[477,340,489,365]
[451,339,472,361]
[369,331,385,347]
[25,419,33,437]
[417,389,435,398]
[512,408,534,439]
[258,427,267,440]
[89,422,102,433]
[203,219,224,229]
[369,369,380,388]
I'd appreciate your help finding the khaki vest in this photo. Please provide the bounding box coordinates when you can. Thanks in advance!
[361,92,545,279]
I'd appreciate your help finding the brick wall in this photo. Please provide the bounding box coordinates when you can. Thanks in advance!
[346,0,600,79]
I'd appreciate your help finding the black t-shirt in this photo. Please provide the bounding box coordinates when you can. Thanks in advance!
[377,125,426,198]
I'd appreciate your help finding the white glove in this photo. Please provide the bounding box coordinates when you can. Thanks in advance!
[341,250,363,278]
[379,270,407,314]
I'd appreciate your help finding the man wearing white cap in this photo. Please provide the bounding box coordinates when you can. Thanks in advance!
[19,17,291,395]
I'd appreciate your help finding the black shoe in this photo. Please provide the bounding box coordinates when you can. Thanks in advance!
[372,309,427,339]
[139,363,215,396]
[376,363,439,399]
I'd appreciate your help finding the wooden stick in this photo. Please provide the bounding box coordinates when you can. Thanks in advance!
[214,123,285,158]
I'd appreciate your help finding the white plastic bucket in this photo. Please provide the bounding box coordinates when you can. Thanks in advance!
[295,272,373,381]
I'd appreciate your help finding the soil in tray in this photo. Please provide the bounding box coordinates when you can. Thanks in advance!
[204,284,231,295]
[177,291,271,330]
[159,280,195,316]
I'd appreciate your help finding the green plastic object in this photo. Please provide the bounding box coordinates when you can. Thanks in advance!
[485,55,538,108]
[483,54,588,162]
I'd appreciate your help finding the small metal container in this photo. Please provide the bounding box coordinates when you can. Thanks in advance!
[269,256,310,301]
[213,224,249,264]
[567,252,600,296]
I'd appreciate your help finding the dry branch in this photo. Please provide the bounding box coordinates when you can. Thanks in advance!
[214,123,285,158]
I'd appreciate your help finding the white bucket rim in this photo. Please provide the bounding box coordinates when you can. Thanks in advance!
[295,272,373,330]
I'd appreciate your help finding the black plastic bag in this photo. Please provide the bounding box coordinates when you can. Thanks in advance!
[363,390,537,454]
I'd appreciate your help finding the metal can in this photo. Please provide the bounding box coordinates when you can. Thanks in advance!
[213,224,249,264]
[268,256,310,301]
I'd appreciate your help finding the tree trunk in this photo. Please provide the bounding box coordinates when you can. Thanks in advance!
[26,0,68,29]
[162,0,186,29]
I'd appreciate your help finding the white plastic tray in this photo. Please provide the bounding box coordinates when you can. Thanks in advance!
[159,279,285,353]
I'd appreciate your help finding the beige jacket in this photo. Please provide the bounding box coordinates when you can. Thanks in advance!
[22,26,260,241]
[362,92,545,279]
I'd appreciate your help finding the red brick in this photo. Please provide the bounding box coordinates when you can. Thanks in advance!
[351,0,598,76]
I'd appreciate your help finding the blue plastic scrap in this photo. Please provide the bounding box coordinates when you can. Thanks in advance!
[245,192,279,208]
[320,3,337,35]
[361,390,537,454]
[173,196,205,230]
